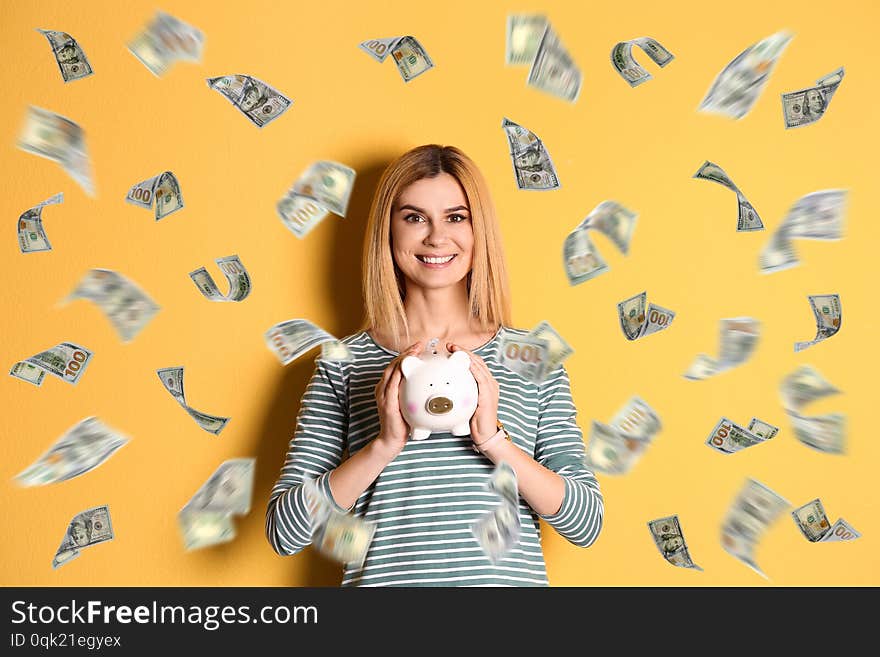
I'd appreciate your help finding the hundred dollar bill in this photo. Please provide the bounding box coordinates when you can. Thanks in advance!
[501,117,560,191]
[585,396,662,476]
[794,294,841,352]
[320,340,355,362]
[779,365,840,414]
[527,24,581,102]
[563,228,609,285]
[128,10,204,77]
[277,161,356,238]
[684,317,760,380]
[36,29,93,82]
[52,505,114,569]
[10,342,93,387]
[358,36,434,82]
[526,321,573,374]
[758,230,799,274]
[207,74,292,127]
[488,462,519,509]
[179,459,255,550]
[792,498,860,542]
[705,417,771,454]
[789,412,846,455]
[505,14,547,65]
[17,106,95,197]
[156,366,231,435]
[577,200,638,255]
[699,30,793,120]
[265,319,337,366]
[303,479,377,568]
[18,192,63,253]
[472,500,521,564]
[60,269,160,342]
[15,417,129,487]
[617,291,675,340]
[190,255,251,302]
[693,160,763,231]
[611,37,674,87]
[782,67,844,129]
[126,171,184,220]
[178,511,235,550]
[609,396,662,441]
[720,478,790,578]
[747,417,779,440]
[648,515,702,571]
[498,333,549,383]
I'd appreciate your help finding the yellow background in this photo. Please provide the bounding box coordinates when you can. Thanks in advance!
[1,0,877,586]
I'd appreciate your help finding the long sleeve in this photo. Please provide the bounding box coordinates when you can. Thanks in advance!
[533,364,604,548]
[265,357,351,557]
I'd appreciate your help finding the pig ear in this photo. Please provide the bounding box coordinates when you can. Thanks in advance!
[400,355,423,379]
[449,350,471,370]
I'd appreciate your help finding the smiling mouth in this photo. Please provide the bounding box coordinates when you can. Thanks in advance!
[416,254,457,265]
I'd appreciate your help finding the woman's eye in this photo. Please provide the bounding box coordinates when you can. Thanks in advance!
[404,214,424,223]
[448,214,468,223]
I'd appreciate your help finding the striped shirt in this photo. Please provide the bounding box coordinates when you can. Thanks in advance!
[265,325,604,586]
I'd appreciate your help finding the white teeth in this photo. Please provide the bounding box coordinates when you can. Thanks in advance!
[419,255,455,264]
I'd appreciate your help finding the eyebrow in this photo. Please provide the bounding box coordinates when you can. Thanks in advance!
[397,204,470,214]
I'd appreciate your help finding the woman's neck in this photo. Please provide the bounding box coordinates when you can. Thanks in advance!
[402,280,474,339]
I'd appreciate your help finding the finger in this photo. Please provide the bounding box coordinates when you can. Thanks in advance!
[385,369,402,410]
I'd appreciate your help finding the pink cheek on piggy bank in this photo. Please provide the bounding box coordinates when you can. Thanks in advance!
[462,397,473,407]
[407,403,418,414]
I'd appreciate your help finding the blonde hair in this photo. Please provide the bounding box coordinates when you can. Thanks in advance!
[359,145,512,349]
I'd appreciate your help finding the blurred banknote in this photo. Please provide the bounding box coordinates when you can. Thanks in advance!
[156,366,230,435]
[320,340,354,363]
[791,498,860,542]
[684,317,760,380]
[16,417,129,487]
[36,29,93,82]
[794,294,841,352]
[585,397,662,475]
[18,192,62,253]
[277,161,356,238]
[611,37,674,87]
[126,171,184,220]
[52,505,114,569]
[617,291,675,340]
[782,67,844,129]
[693,160,763,231]
[498,333,549,383]
[705,416,777,454]
[17,106,95,196]
[10,342,93,387]
[720,478,789,578]
[304,479,376,568]
[179,458,255,550]
[563,200,637,285]
[506,15,581,102]
[358,36,434,82]
[207,74,292,127]
[699,30,793,120]
[527,321,573,373]
[59,269,160,342]
[563,228,608,285]
[779,365,846,454]
[190,254,252,302]
[502,117,560,190]
[265,319,337,366]
[472,463,521,564]
[647,515,702,571]
[128,10,204,77]
[780,364,840,413]
[759,190,847,274]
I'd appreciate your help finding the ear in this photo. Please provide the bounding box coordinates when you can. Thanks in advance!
[448,350,471,371]
[400,355,424,379]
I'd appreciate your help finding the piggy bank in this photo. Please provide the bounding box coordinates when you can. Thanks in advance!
[399,348,478,440]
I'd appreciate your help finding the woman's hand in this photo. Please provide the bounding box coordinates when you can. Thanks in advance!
[373,341,423,459]
[447,342,500,445]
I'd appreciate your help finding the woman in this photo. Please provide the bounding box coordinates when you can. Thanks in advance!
[266,145,603,586]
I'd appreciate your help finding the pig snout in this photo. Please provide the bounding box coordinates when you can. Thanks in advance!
[426,396,453,415]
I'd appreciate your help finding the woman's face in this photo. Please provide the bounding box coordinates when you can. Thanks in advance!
[390,173,474,292]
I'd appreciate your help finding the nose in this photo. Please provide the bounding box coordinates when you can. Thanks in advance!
[426,396,453,415]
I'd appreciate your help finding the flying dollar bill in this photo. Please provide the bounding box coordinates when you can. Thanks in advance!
[358,36,434,82]
[303,478,377,568]
[647,515,702,571]
[59,269,160,342]
[611,37,674,87]
[720,478,790,578]
[563,201,638,285]
[791,498,860,542]
[584,397,662,475]
[527,320,573,373]
[36,29,93,82]
[472,462,522,564]
[10,342,93,387]
[788,412,846,455]
[207,74,292,127]
[18,192,63,253]
[17,106,95,197]
[320,340,355,363]
[156,366,231,435]
[15,417,129,487]
[505,14,547,65]
[52,505,114,569]
[527,24,582,102]
[705,417,777,454]
[501,117,560,190]
[699,30,793,120]
[794,294,841,352]
[617,291,675,340]
[498,333,549,383]
[126,171,184,220]
[577,200,638,255]
[277,161,356,238]
[128,10,204,77]
[693,160,763,231]
[759,190,847,274]
[684,317,760,380]
[265,319,338,366]
[782,67,844,129]
[779,364,840,413]
[179,458,255,550]
[190,255,252,302]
